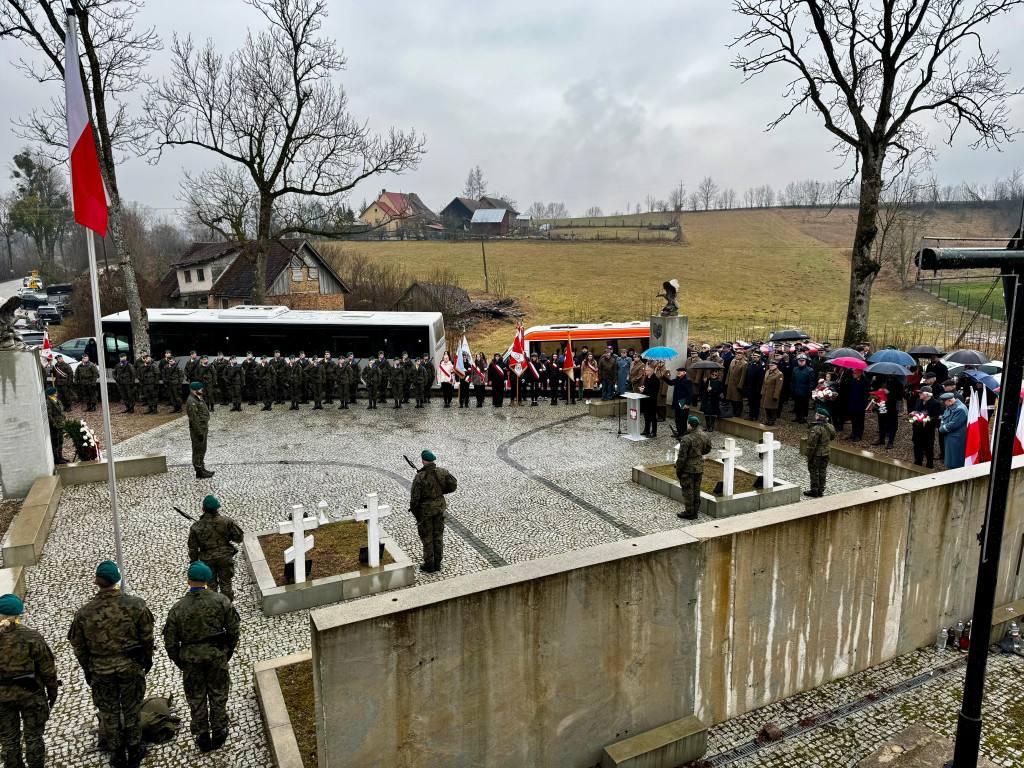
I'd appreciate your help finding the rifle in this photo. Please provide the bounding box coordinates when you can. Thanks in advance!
[173,506,197,523]
[403,454,418,471]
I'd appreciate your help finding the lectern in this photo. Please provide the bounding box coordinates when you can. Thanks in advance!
[620,392,647,441]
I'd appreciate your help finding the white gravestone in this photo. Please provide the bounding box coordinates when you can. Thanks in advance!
[353,492,392,568]
[717,438,744,496]
[278,504,319,584]
[756,432,782,490]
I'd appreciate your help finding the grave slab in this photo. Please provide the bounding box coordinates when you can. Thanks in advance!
[55,453,167,485]
[632,463,801,518]
[254,650,310,768]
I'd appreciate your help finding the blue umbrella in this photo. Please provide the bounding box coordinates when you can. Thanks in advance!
[644,346,678,359]
[865,362,912,378]
[961,369,1000,391]
[869,349,916,366]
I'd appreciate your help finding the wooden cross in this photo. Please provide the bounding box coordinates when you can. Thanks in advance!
[278,504,319,584]
[717,438,744,496]
[756,432,782,490]
[353,492,392,568]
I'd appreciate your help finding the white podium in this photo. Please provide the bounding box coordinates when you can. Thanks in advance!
[621,392,647,441]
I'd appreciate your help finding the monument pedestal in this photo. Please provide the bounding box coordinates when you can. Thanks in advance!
[0,349,54,498]
[621,392,647,441]
[649,314,689,373]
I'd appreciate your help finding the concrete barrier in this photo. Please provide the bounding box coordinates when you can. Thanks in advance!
[690,408,773,442]
[0,566,26,600]
[255,650,310,768]
[991,597,1024,644]
[799,438,931,481]
[1,475,62,567]
[589,399,628,418]
[601,715,708,768]
[632,463,801,518]
[56,453,167,486]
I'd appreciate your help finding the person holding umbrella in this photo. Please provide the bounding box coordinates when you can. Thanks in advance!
[637,364,661,438]
[838,366,870,441]
[938,392,969,469]
[702,368,723,432]
[667,366,694,437]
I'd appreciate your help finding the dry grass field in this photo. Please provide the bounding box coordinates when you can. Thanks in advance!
[318,206,1010,353]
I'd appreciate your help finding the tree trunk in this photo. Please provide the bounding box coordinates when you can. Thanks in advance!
[842,146,886,346]
[107,194,151,356]
[251,199,273,304]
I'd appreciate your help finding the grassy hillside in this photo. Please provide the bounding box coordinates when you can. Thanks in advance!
[317,206,1009,353]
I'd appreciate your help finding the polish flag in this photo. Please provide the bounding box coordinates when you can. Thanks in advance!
[977,386,992,463]
[509,325,526,377]
[1014,405,1024,457]
[39,331,52,364]
[65,15,108,236]
[964,393,982,467]
[563,332,575,380]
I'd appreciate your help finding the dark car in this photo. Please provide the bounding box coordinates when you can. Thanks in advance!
[54,336,91,361]
[18,291,49,311]
[37,305,62,325]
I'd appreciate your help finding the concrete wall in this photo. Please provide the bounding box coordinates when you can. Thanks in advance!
[0,349,54,498]
[310,459,1024,767]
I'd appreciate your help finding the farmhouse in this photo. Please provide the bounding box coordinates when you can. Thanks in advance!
[470,207,511,236]
[439,197,482,230]
[358,189,439,233]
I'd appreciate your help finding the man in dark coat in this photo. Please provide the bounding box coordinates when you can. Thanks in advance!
[667,367,694,437]
[909,386,943,467]
[637,364,660,438]
[742,353,765,422]
[839,369,871,441]
[925,354,949,387]
[488,354,506,407]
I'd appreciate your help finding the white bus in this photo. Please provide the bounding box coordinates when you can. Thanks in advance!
[504,321,651,359]
[100,306,446,370]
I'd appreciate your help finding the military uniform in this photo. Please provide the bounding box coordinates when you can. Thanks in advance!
[270,354,288,403]
[212,356,230,405]
[68,584,154,761]
[410,458,457,572]
[188,507,243,602]
[362,360,380,409]
[137,360,160,413]
[674,425,712,519]
[411,361,426,407]
[223,362,244,411]
[336,360,351,409]
[400,356,415,402]
[159,352,175,404]
[53,357,75,410]
[297,354,312,402]
[257,360,276,410]
[113,358,136,413]
[164,361,185,412]
[345,355,359,403]
[308,361,325,409]
[805,416,836,497]
[184,354,202,385]
[187,390,213,479]
[242,354,258,405]
[0,611,59,768]
[288,361,303,410]
[421,357,435,403]
[163,583,240,749]
[75,359,100,411]
[198,362,218,411]
[46,393,66,464]
[391,359,408,408]
[323,355,337,404]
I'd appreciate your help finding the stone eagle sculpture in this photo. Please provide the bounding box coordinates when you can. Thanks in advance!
[0,295,27,351]
[656,279,679,317]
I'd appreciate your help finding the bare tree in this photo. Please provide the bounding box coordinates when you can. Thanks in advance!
[527,201,547,219]
[668,185,686,212]
[144,0,424,303]
[0,192,18,280]
[545,202,570,219]
[733,0,1024,344]
[643,194,657,212]
[462,166,487,200]
[696,176,719,210]
[876,172,926,288]
[584,205,603,217]
[1,0,160,353]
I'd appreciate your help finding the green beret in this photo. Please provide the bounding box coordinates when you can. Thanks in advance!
[187,561,213,582]
[189,381,203,390]
[165,350,172,355]
[815,408,830,417]
[687,416,700,427]
[299,350,305,355]
[95,560,120,584]
[202,494,220,510]
[347,352,354,357]
[0,594,24,616]
[190,350,197,355]
[119,352,126,357]
[45,387,57,396]
[421,449,436,462]
[274,350,280,354]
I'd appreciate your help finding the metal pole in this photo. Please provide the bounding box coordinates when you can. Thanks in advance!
[949,268,1024,767]
[86,227,127,589]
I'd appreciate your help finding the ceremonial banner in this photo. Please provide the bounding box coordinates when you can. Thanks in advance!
[965,392,982,467]
[510,325,525,376]
[978,386,992,463]
[563,332,575,380]
[65,17,109,236]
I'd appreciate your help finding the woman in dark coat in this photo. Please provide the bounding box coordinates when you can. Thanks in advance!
[702,369,723,432]
[472,353,488,407]
[487,354,506,407]
[637,364,660,438]
[84,337,99,365]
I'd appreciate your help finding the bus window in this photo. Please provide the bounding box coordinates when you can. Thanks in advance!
[104,333,131,368]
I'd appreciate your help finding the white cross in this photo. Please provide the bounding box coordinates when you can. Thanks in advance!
[278,504,319,584]
[756,432,782,490]
[717,438,744,496]
[353,492,392,568]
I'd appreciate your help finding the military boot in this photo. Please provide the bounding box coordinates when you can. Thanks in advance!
[173,406,182,413]
[195,732,214,752]
[126,742,147,768]
[262,404,272,411]
[210,727,229,750]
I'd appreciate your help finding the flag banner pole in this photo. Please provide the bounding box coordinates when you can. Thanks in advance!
[86,227,127,589]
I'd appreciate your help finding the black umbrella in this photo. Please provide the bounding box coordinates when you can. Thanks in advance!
[690,360,724,370]
[908,345,945,357]
[826,347,865,361]
[771,329,811,341]
[865,362,911,378]
[945,349,991,365]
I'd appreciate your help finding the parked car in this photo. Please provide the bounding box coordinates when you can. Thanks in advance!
[54,336,91,361]
[36,305,62,325]
[17,330,46,348]
[18,291,49,311]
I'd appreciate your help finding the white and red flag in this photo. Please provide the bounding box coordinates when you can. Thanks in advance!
[509,325,526,376]
[39,331,52,363]
[563,332,575,380]
[1014,402,1024,457]
[977,386,992,463]
[965,392,984,466]
[65,15,108,236]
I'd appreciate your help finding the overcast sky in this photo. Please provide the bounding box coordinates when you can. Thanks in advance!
[3,0,1024,218]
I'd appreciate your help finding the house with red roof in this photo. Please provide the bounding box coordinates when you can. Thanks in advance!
[358,189,440,235]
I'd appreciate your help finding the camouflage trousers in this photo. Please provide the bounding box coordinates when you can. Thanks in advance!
[206,557,236,602]
[676,471,703,518]
[229,386,242,408]
[808,455,830,496]
[117,383,136,408]
[191,434,207,471]
[50,428,64,462]
[417,514,445,569]
[91,669,145,751]
[181,662,230,736]
[140,384,159,408]
[167,383,182,409]
[56,382,74,409]
[0,695,49,768]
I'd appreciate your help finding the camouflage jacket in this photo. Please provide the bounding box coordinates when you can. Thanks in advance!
[54,357,75,384]
[162,588,240,667]
[163,363,185,387]
[113,361,136,385]
[257,362,276,389]
[0,623,59,703]
[68,589,154,676]
[75,361,99,387]
[361,361,378,387]
[323,359,339,383]
[675,429,713,474]
[199,363,218,389]
[222,364,244,389]
[184,357,201,381]
[137,362,159,388]
[289,362,304,386]
[212,358,230,380]
[807,421,836,457]
[46,396,63,431]
[186,394,210,439]
[188,510,243,563]
[410,464,456,519]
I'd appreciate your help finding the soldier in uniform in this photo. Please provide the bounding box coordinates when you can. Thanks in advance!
[377,352,392,404]
[805,408,836,497]
[159,350,175,404]
[187,495,244,601]
[270,350,287,404]
[400,352,415,403]
[0,593,59,768]
[212,352,230,406]
[242,352,258,406]
[75,353,100,411]
[283,356,299,410]
[137,353,160,414]
[184,351,202,383]
[187,382,215,479]
[163,562,240,753]
[297,351,312,402]
[68,560,154,768]
[223,356,244,412]
[309,357,325,409]
[164,356,185,413]
[52,354,75,411]
[410,450,457,573]
[411,357,425,408]
[674,415,712,520]
[391,356,408,409]
[421,354,435,404]
[336,356,351,409]
[113,352,136,414]
[323,352,337,404]
[198,356,218,412]
[257,356,276,411]
[346,353,359,404]
[45,387,67,465]
[362,356,380,409]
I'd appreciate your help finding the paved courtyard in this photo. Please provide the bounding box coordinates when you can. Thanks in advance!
[15,401,1020,766]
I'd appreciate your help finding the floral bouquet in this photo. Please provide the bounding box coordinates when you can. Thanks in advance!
[812,386,837,402]
[63,419,102,462]
[908,411,932,426]
[868,390,888,413]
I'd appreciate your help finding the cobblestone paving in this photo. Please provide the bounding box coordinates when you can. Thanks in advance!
[709,647,1024,768]
[26,402,885,766]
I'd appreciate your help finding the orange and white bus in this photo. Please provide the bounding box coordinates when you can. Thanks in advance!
[505,321,651,359]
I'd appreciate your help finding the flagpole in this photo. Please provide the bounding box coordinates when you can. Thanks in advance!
[86,226,127,589]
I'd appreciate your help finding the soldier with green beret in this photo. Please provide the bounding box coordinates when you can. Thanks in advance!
[212,352,230,406]
[223,356,244,412]
[336,356,351,409]
[164,357,185,413]
[184,351,201,384]
[309,356,326,410]
[0,593,59,768]
[113,352,136,414]
[270,350,288,404]
[345,352,359,404]
[410,450,457,573]
[242,352,258,406]
[805,408,836,498]
[187,382,214,479]
[198,356,218,412]
[68,561,154,768]
[45,387,67,465]
[361,355,381,409]
[674,415,712,520]
[323,351,337,404]
[74,353,100,411]
[400,351,415,403]
[288,356,304,410]
[162,562,240,753]
[136,353,160,414]
[257,356,276,411]
[421,353,435,404]
[187,496,244,602]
